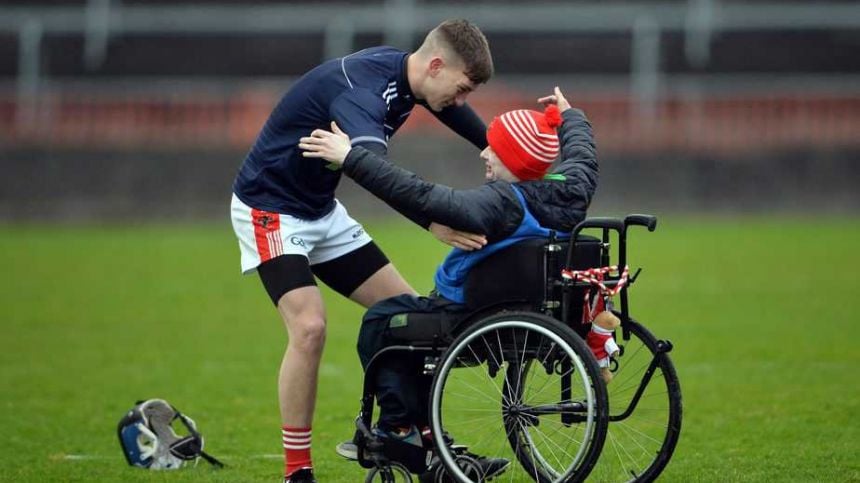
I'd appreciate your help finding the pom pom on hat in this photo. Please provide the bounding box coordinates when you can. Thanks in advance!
[543,104,562,129]
[486,105,562,181]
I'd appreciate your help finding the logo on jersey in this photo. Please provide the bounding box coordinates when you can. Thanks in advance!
[351,228,365,239]
[290,236,307,248]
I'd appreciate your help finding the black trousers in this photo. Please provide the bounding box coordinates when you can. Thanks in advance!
[357,294,464,429]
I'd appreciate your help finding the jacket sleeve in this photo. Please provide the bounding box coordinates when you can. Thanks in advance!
[343,147,522,241]
[553,108,598,194]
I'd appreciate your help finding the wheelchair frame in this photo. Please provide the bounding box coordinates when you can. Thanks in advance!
[353,214,682,483]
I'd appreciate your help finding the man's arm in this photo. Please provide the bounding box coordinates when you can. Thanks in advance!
[342,146,521,242]
[426,102,488,150]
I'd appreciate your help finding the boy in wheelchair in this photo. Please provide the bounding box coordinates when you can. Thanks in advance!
[300,86,598,479]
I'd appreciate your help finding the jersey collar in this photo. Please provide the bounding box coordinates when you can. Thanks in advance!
[398,53,415,102]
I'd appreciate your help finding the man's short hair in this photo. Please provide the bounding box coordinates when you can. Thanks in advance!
[428,19,494,85]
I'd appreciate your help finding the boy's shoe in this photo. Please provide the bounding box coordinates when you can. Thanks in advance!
[473,455,511,480]
[284,468,316,483]
[335,425,421,460]
[336,426,510,480]
[419,453,510,482]
[419,427,509,480]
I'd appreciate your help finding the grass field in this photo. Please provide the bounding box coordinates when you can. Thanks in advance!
[1,216,858,482]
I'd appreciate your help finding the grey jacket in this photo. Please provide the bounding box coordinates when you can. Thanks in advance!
[342,108,599,242]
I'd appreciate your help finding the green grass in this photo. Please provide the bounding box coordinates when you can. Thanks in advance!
[1,217,858,482]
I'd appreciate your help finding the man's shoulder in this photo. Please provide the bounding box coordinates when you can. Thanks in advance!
[349,45,406,61]
[342,47,406,84]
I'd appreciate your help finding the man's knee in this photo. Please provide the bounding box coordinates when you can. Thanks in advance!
[288,313,327,354]
[276,285,328,354]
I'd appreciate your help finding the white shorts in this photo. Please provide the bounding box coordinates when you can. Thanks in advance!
[230,193,373,274]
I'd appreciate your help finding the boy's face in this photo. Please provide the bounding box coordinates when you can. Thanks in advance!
[482,147,519,183]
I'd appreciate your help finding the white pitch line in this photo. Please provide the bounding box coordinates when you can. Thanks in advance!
[61,454,282,461]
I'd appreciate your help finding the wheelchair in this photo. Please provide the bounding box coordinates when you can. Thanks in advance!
[352,215,682,483]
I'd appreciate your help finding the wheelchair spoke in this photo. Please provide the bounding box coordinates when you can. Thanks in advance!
[610,367,664,399]
[508,421,538,481]
[612,344,651,392]
[607,424,640,478]
[610,362,652,394]
[514,329,528,405]
[536,426,576,471]
[450,413,504,428]
[473,334,516,405]
[612,419,665,446]
[526,416,587,444]
[513,419,547,482]
[466,339,508,402]
[494,330,519,405]
[526,363,579,404]
[448,367,505,406]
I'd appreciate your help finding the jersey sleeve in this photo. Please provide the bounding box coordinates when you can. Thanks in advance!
[329,88,389,153]
[427,102,488,150]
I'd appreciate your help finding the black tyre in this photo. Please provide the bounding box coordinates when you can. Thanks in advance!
[589,318,682,482]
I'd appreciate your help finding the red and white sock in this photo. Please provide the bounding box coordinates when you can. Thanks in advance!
[282,425,312,477]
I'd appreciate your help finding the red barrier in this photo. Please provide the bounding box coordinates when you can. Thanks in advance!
[1,86,858,155]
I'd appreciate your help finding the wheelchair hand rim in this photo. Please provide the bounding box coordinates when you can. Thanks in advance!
[429,319,598,483]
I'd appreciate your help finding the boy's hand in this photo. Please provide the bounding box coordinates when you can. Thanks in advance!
[537,86,572,113]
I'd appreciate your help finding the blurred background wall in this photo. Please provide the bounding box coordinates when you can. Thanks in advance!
[0,0,858,221]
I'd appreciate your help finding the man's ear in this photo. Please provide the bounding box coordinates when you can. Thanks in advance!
[428,57,445,77]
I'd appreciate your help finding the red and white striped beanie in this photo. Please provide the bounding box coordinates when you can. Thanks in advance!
[486,104,562,181]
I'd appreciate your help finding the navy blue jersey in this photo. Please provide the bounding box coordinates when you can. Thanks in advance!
[233,47,416,219]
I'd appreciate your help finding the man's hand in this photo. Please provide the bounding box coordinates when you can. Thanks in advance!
[430,222,487,251]
[537,86,572,113]
[299,122,352,166]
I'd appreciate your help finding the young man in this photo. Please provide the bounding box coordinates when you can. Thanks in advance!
[300,87,598,471]
[229,20,493,483]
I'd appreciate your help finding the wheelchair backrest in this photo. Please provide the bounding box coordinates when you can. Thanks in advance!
[462,235,602,310]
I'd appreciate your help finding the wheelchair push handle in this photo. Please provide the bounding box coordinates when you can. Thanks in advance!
[566,214,659,270]
[572,217,625,238]
[624,214,658,232]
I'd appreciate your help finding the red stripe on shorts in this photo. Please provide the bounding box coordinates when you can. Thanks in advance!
[251,209,281,263]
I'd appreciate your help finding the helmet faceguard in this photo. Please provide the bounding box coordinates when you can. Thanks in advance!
[118,399,224,470]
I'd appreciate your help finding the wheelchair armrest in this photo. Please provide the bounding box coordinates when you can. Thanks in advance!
[572,217,625,236]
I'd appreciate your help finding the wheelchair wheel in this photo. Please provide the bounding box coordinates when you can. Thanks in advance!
[429,312,608,483]
[588,319,682,482]
[365,462,413,483]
